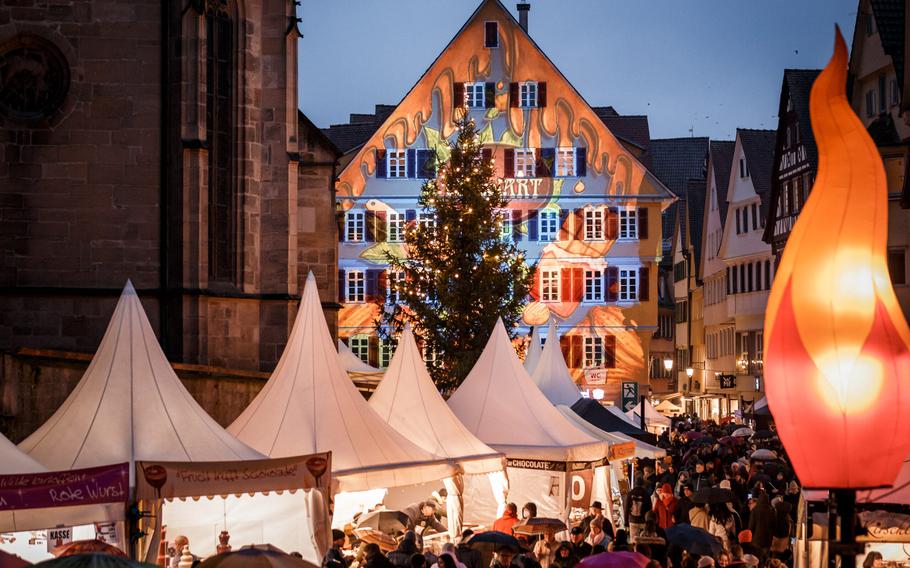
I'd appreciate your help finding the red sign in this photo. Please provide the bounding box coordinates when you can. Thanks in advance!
[0,463,129,511]
[569,468,594,508]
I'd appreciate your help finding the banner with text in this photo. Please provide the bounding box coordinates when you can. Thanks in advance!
[0,463,129,512]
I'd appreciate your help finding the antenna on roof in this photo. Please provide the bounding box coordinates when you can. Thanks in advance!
[689,125,694,137]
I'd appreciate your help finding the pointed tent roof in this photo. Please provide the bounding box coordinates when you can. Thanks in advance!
[626,400,672,427]
[556,406,665,460]
[530,321,581,407]
[523,325,543,374]
[571,399,652,441]
[447,319,607,462]
[229,274,453,491]
[1,433,45,474]
[20,282,264,475]
[338,339,382,374]
[369,326,503,475]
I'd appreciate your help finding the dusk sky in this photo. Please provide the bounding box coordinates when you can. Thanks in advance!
[298,0,857,141]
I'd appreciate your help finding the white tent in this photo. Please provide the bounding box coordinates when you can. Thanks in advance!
[448,319,608,520]
[369,325,505,535]
[608,404,640,426]
[20,281,264,472]
[1,432,44,475]
[338,339,382,374]
[626,399,672,429]
[523,325,543,374]
[16,282,328,563]
[229,273,453,493]
[555,406,665,460]
[530,320,582,407]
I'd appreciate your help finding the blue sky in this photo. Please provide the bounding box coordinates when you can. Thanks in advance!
[298,0,857,140]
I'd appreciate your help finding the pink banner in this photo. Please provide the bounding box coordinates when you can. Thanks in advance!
[0,463,129,511]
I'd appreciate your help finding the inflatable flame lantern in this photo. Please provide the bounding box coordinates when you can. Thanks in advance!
[764,28,910,489]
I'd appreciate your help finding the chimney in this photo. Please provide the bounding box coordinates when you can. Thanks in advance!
[517,3,530,33]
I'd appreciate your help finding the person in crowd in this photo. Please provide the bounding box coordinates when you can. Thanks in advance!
[626,477,653,539]
[654,483,678,530]
[608,529,630,552]
[388,531,421,568]
[769,497,792,561]
[169,536,197,568]
[410,554,427,568]
[403,501,447,535]
[324,529,347,568]
[515,546,542,568]
[551,542,577,568]
[716,551,730,567]
[863,551,884,568]
[438,553,459,568]
[707,503,735,552]
[457,530,482,568]
[585,517,609,553]
[363,544,394,568]
[491,547,518,568]
[676,483,694,525]
[697,557,715,568]
[522,502,538,520]
[633,512,667,567]
[737,531,760,559]
[581,501,613,539]
[726,544,747,568]
[691,462,709,491]
[688,502,709,531]
[747,491,774,560]
[532,532,557,568]
[569,527,592,559]
[493,503,520,534]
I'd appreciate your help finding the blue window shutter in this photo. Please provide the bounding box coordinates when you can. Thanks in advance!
[575,147,587,177]
[538,148,555,177]
[504,148,515,177]
[407,149,417,178]
[338,270,346,302]
[405,209,417,223]
[375,149,387,178]
[416,149,434,178]
[528,210,539,241]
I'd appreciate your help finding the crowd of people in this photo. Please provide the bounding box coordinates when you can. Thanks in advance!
[325,416,804,568]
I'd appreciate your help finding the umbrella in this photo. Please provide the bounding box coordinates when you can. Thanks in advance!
[54,541,127,559]
[751,449,778,461]
[355,509,410,535]
[578,551,650,568]
[466,531,524,551]
[665,525,723,557]
[689,437,714,446]
[691,486,736,505]
[732,427,754,438]
[199,548,319,568]
[33,554,156,568]
[717,436,738,446]
[353,529,397,552]
[512,517,567,536]
[751,430,774,440]
[760,462,791,479]
[0,549,31,568]
[683,431,707,440]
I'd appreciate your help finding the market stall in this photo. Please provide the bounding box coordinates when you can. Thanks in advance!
[523,325,543,374]
[625,399,672,433]
[447,319,610,524]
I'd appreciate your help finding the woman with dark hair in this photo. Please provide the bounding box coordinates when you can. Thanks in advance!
[708,503,735,552]
[522,502,538,520]
[551,542,577,568]
[862,551,883,568]
[438,553,458,568]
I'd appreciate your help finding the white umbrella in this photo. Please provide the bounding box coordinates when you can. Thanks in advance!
[751,449,778,461]
[732,427,754,438]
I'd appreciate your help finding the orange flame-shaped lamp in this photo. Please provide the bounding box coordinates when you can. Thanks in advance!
[764,28,910,492]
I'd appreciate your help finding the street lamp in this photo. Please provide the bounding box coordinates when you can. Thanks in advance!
[764,28,910,568]
[685,367,694,378]
[663,357,673,372]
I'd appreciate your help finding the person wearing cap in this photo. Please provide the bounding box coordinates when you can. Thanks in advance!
[675,484,694,526]
[569,526,592,559]
[737,530,760,559]
[323,529,347,568]
[654,483,677,530]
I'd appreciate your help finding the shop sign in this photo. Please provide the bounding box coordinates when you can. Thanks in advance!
[47,527,72,552]
[585,369,607,385]
[621,381,638,411]
[569,468,593,508]
[719,374,736,389]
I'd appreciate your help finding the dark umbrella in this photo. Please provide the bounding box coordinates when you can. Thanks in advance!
[466,531,524,551]
[684,431,707,441]
[691,486,736,505]
[198,548,319,568]
[717,436,738,446]
[578,551,650,568]
[355,509,410,535]
[512,517,567,536]
[751,430,774,440]
[690,437,713,446]
[665,525,723,557]
[34,554,157,568]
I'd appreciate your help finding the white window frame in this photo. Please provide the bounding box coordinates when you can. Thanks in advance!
[498,209,512,241]
[465,82,486,108]
[514,148,535,178]
[387,212,405,243]
[387,270,405,304]
[618,267,638,301]
[346,270,365,303]
[556,147,575,177]
[387,150,407,178]
[519,81,538,108]
[418,212,436,232]
[583,336,604,369]
[539,209,558,241]
[584,208,604,241]
[379,339,393,369]
[584,269,603,302]
[350,335,369,365]
[345,211,364,242]
[540,268,560,303]
[618,209,638,240]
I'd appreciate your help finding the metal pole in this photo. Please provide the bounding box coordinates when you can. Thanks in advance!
[835,489,858,568]
[640,393,646,432]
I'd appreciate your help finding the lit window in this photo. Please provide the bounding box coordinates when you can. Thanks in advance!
[499,209,512,241]
[583,336,603,368]
[387,150,407,178]
[584,208,604,240]
[418,212,436,232]
[618,268,638,301]
[387,270,405,304]
[387,212,405,243]
[379,339,393,369]
[515,148,535,177]
[345,211,364,242]
[539,209,558,241]
[519,82,538,107]
[346,270,365,303]
[618,209,638,239]
[556,148,575,177]
[465,82,486,108]
[584,269,603,302]
[350,335,369,364]
[541,268,560,302]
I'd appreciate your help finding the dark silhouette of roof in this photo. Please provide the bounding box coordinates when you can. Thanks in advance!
[570,398,653,442]
[685,178,707,278]
[737,129,777,212]
[709,140,735,231]
[871,0,905,89]
[649,137,709,255]
[592,106,652,158]
[322,104,396,154]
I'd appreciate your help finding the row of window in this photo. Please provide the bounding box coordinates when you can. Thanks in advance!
[343,206,646,243]
[734,201,764,235]
[778,173,811,219]
[455,81,547,109]
[704,273,726,306]
[865,76,900,117]
[706,327,735,360]
[374,147,587,179]
[346,335,436,369]
[726,259,773,295]
[534,265,647,303]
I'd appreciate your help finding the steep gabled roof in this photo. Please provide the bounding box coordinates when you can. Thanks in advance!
[592,107,652,157]
[649,137,709,254]
[685,178,707,279]
[709,140,735,229]
[871,0,905,88]
[737,128,777,211]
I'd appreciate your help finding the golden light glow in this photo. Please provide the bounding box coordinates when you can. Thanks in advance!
[763,27,910,489]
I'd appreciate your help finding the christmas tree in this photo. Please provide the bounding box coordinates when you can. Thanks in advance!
[377,116,534,393]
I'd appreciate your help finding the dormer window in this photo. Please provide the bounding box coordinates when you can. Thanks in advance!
[484,21,499,47]
[739,157,749,178]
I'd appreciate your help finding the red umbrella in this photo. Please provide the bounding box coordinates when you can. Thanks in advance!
[578,551,650,568]
[0,549,31,568]
[53,541,127,559]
